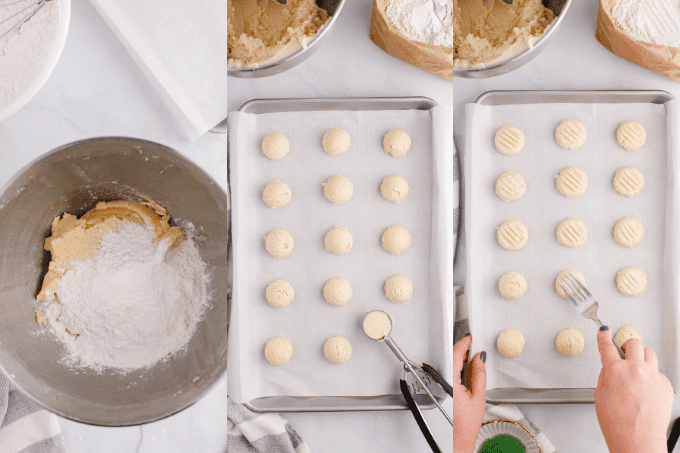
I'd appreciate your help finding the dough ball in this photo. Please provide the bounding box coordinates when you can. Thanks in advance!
[363,311,392,340]
[498,272,527,300]
[323,128,350,155]
[262,133,290,160]
[495,171,526,201]
[266,280,294,308]
[381,175,409,202]
[324,278,352,306]
[555,166,588,198]
[265,230,294,258]
[323,335,352,364]
[262,180,291,208]
[384,275,413,303]
[494,126,525,155]
[323,175,353,204]
[556,217,587,248]
[614,217,644,248]
[617,121,646,152]
[555,119,586,149]
[325,226,353,254]
[264,337,292,365]
[497,329,525,358]
[555,269,586,299]
[496,220,528,251]
[383,129,411,157]
[381,225,411,254]
[616,266,647,297]
[613,167,644,197]
[556,328,585,356]
[615,326,643,351]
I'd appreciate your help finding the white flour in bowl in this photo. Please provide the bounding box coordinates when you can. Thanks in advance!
[612,0,680,48]
[386,0,453,48]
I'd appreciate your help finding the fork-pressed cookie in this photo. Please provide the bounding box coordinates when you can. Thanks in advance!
[555,166,588,198]
[555,119,586,149]
[613,167,644,197]
[497,220,528,251]
[616,266,647,296]
[614,217,644,248]
[494,126,525,155]
[495,171,526,201]
[555,269,586,299]
[556,217,587,247]
[616,121,646,152]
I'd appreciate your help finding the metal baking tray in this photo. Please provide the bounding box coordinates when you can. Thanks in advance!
[229,97,447,412]
[469,90,676,404]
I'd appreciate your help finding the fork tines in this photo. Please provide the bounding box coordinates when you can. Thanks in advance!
[558,271,588,305]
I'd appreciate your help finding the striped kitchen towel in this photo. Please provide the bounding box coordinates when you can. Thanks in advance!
[0,375,66,453]
[228,397,311,453]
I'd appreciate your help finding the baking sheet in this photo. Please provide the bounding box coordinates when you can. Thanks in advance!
[227,105,453,404]
[465,97,680,392]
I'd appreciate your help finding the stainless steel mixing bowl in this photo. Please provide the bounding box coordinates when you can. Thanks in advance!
[0,138,230,426]
[227,0,346,78]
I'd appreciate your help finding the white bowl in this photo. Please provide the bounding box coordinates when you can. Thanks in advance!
[475,420,542,453]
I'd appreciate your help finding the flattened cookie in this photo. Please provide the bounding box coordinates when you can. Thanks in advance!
[614,217,644,248]
[555,269,586,299]
[555,119,586,149]
[497,220,528,251]
[555,166,588,198]
[495,171,526,201]
[616,266,647,296]
[497,329,525,358]
[494,126,525,155]
[498,272,527,299]
[617,121,646,152]
[613,167,644,197]
[556,328,584,356]
[556,217,587,247]
[615,326,643,351]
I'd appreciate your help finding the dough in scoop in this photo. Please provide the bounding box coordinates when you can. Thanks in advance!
[498,272,527,300]
[325,226,353,254]
[555,166,588,198]
[266,280,294,308]
[323,175,353,204]
[384,275,413,303]
[556,217,587,247]
[323,335,352,364]
[262,133,290,160]
[263,180,291,208]
[616,266,647,296]
[264,337,292,365]
[613,167,644,197]
[265,230,294,258]
[614,217,644,248]
[324,278,352,306]
[615,326,643,351]
[556,328,584,356]
[617,121,646,152]
[383,129,411,156]
[555,119,586,149]
[381,225,411,254]
[495,171,526,201]
[497,329,525,358]
[494,126,524,155]
[363,311,392,340]
[323,128,350,155]
[497,220,528,251]
[381,175,409,202]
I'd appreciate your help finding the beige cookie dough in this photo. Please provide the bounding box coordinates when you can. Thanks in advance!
[617,121,646,152]
[266,280,294,308]
[381,175,409,202]
[498,272,527,300]
[556,217,587,248]
[495,171,526,201]
[494,126,525,155]
[613,167,644,197]
[497,329,525,358]
[323,128,350,155]
[262,180,291,208]
[264,337,293,365]
[555,119,586,150]
[383,129,411,157]
[556,328,585,357]
[616,266,647,297]
[381,225,411,254]
[265,230,294,258]
[323,335,352,364]
[614,217,645,248]
[323,175,353,204]
[324,278,352,306]
[497,220,528,251]
[615,326,643,351]
[325,226,353,254]
[384,275,413,303]
[555,166,588,198]
[555,269,586,299]
[261,133,290,160]
[363,311,392,340]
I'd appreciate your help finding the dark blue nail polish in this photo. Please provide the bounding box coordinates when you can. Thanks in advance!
[480,351,486,363]
[600,325,609,332]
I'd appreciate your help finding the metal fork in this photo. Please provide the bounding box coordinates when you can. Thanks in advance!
[557,271,626,359]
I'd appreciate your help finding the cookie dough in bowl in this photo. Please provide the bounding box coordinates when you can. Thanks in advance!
[325,226,353,254]
[384,274,413,303]
[381,225,411,254]
[498,272,527,300]
[323,335,352,364]
[556,328,584,356]
[324,277,352,306]
[265,337,293,365]
[266,280,294,308]
[497,329,525,358]
[265,229,294,258]
[380,175,409,202]
[323,175,353,204]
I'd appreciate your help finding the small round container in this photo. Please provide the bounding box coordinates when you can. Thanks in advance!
[475,420,542,453]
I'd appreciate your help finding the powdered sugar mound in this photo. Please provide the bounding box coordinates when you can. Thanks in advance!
[613,0,680,48]
[386,0,453,48]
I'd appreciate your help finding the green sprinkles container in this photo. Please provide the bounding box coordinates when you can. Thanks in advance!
[475,420,541,453]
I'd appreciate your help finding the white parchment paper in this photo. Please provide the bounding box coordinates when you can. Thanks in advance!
[227,106,453,404]
[465,101,680,391]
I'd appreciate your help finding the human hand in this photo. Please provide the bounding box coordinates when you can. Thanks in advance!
[452,335,486,453]
[595,326,673,453]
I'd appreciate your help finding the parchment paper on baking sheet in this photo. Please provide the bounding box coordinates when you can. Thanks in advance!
[227,107,453,404]
[465,101,680,391]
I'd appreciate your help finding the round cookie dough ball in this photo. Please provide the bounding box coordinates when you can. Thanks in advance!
[617,121,646,152]
[264,337,292,365]
[615,326,643,351]
[323,128,350,155]
[556,328,585,356]
[555,119,586,149]
[494,126,525,155]
[495,171,526,201]
[556,217,587,248]
[323,175,353,204]
[266,280,294,308]
[616,266,647,297]
[613,167,644,197]
[324,335,352,364]
[383,129,411,156]
[262,133,290,160]
[381,175,409,202]
[265,230,294,258]
[555,166,588,198]
[555,269,586,299]
[497,329,525,358]
[498,272,527,300]
[381,225,411,254]
[614,217,644,248]
[324,278,352,306]
[363,311,392,340]
[384,275,413,303]
[262,180,291,208]
[325,226,353,254]
[496,220,528,251]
